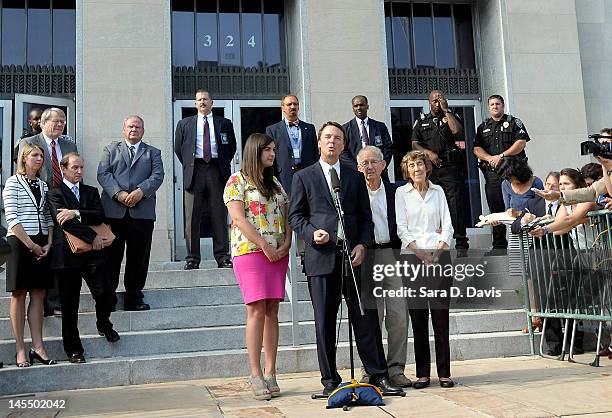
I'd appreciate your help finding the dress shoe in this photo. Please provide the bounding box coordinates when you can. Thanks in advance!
[98,328,120,343]
[598,346,612,358]
[322,382,339,397]
[370,376,404,395]
[28,349,57,365]
[217,259,233,268]
[184,261,199,270]
[439,378,454,388]
[68,353,86,364]
[413,378,430,389]
[390,373,412,388]
[124,302,150,311]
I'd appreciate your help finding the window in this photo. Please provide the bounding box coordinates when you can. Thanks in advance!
[0,0,76,66]
[385,1,476,70]
[171,0,286,68]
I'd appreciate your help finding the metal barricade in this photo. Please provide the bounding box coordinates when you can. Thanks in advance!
[519,209,612,366]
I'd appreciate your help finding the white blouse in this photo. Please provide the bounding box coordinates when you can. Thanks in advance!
[395,180,454,249]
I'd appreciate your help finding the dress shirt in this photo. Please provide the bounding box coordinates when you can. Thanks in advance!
[395,180,453,249]
[125,139,141,157]
[319,159,341,196]
[355,116,370,148]
[196,113,218,159]
[43,133,63,164]
[63,177,80,193]
[545,199,559,216]
[367,181,390,244]
[284,118,302,163]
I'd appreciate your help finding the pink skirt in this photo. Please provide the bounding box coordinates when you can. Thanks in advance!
[232,251,289,304]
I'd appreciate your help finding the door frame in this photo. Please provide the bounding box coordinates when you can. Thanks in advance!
[0,100,13,227]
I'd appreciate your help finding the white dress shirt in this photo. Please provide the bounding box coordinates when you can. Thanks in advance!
[545,199,559,216]
[356,116,370,148]
[125,139,141,161]
[43,133,63,164]
[367,181,391,244]
[196,113,218,158]
[395,180,453,249]
[319,159,341,195]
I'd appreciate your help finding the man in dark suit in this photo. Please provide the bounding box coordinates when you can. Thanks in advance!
[97,115,165,311]
[19,107,77,317]
[288,122,402,396]
[48,153,119,364]
[341,95,393,178]
[265,94,318,193]
[20,107,42,139]
[174,89,236,270]
[356,145,411,388]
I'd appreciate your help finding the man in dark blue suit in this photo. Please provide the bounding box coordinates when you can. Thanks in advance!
[265,94,318,193]
[289,122,403,396]
[341,95,393,178]
[175,89,236,270]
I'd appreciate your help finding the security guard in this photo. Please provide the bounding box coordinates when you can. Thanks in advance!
[473,94,530,254]
[412,90,469,252]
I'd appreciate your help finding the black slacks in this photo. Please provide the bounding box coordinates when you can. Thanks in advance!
[184,160,229,264]
[56,257,115,357]
[429,165,469,249]
[483,170,508,249]
[308,251,388,386]
[107,214,154,305]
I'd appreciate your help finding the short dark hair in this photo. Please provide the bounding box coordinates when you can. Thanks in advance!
[317,121,347,146]
[60,152,82,168]
[500,158,533,183]
[280,94,298,105]
[195,88,212,99]
[580,163,603,182]
[545,171,560,182]
[352,95,368,104]
[560,168,586,189]
[600,127,612,136]
[488,94,505,105]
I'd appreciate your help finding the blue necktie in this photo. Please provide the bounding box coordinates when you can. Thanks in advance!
[72,185,80,202]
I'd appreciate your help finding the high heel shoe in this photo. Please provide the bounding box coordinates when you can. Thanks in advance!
[522,317,543,333]
[28,348,57,365]
[15,354,30,368]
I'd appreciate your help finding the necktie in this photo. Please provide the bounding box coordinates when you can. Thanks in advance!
[288,120,299,127]
[547,203,553,216]
[72,185,80,202]
[202,117,212,163]
[360,119,370,145]
[129,145,135,163]
[329,167,344,241]
[50,140,62,187]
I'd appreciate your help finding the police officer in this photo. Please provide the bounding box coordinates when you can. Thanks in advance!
[473,95,530,255]
[412,90,469,252]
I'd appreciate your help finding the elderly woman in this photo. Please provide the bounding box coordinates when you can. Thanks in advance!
[224,133,291,400]
[3,143,55,367]
[395,151,454,389]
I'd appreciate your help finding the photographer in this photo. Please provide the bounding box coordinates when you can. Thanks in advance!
[534,128,612,207]
[474,95,531,255]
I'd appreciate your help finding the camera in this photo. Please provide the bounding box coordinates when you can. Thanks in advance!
[580,134,612,159]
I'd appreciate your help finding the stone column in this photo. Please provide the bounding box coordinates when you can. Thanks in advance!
[77,0,173,260]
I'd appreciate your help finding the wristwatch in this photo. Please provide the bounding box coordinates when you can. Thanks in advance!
[74,210,81,221]
[500,153,505,158]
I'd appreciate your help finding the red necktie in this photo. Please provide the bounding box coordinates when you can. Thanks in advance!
[202,117,212,163]
[51,140,62,186]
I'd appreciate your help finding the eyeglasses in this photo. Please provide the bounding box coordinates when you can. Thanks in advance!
[358,160,382,168]
[48,119,66,126]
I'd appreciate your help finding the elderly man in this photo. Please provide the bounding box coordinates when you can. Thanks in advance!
[97,116,164,311]
[356,146,410,388]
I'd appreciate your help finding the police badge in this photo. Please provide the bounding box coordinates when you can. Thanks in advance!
[503,121,509,129]
[442,117,447,124]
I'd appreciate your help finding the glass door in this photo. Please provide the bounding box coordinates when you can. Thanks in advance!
[172,99,279,260]
[0,101,13,227]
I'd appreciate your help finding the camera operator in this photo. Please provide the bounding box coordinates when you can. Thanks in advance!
[534,128,612,208]
[474,95,531,255]
[412,90,469,253]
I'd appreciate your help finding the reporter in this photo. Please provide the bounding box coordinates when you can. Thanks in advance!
[3,143,55,367]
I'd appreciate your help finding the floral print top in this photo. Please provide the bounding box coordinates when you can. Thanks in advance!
[223,171,288,257]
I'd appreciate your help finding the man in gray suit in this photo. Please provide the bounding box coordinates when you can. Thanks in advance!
[97,115,164,311]
[19,107,77,316]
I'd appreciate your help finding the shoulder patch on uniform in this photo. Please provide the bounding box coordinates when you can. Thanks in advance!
[515,118,523,128]
[420,112,425,120]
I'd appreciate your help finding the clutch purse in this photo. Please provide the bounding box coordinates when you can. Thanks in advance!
[64,224,115,254]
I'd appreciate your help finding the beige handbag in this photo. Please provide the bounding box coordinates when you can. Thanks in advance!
[64,224,115,254]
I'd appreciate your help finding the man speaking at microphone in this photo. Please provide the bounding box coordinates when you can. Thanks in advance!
[289,121,403,396]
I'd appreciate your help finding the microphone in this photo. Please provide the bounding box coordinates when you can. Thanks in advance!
[330,168,341,194]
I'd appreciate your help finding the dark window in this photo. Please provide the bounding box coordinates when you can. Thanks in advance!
[1,0,75,66]
[385,1,476,70]
[171,0,286,68]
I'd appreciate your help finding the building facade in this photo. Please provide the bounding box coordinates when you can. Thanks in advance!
[0,0,603,261]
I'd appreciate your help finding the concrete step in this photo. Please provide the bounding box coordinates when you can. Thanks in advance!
[0,309,527,364]
[0,330,539,396]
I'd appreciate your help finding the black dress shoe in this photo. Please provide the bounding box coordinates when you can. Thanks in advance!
[98,328,120,343]
[184,261,199,270]
[124,302,150,311]
[322,382,339,397]
[370,376,404,395]
[69,353,86,364]
[217,259,233,268]
[439,378,454,388]
[413,378,431,389]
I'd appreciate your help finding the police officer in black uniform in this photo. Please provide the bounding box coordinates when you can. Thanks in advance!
[412,90,469,252]
[473,94,530,254]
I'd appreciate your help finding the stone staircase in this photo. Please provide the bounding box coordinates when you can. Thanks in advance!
[0,254,537,396]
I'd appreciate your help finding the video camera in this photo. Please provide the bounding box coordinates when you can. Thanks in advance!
[580,134,612,159]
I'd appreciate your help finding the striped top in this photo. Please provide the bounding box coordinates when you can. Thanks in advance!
[3,174,52,237]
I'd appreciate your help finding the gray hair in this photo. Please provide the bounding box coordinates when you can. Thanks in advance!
[40,107,66,125]
[123,115,145,128]
[357,145,384,162]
